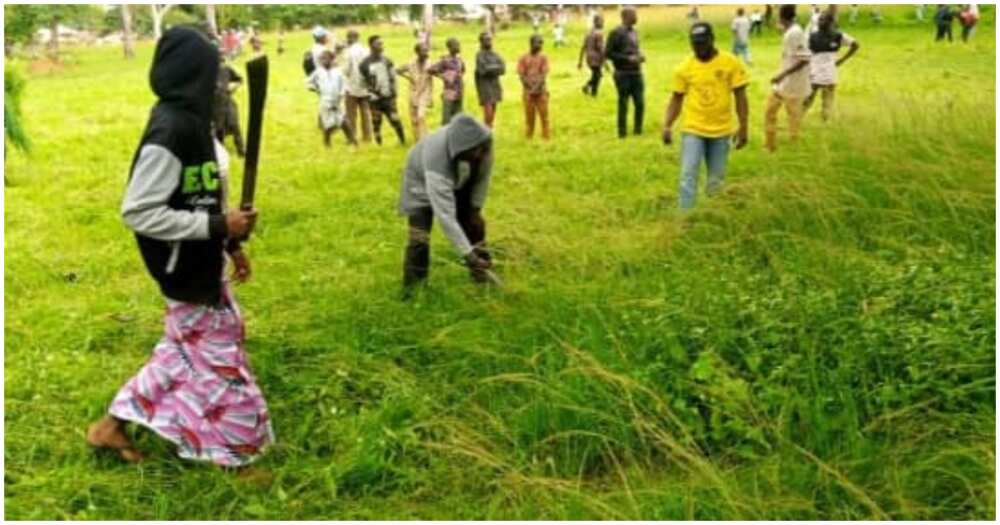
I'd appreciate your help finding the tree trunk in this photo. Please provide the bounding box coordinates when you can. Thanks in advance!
[151,5,162,40]
[422,4,433,46]
[121,4,135,59]
[205,4,218,40]
[485,6,495,35]
[151,4,173,40]
[48,18,59,60]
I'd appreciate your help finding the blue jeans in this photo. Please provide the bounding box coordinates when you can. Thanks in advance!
[679,133,730,210]
[732,41,751,65]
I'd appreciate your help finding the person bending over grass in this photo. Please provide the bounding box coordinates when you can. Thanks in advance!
[765,4,811,153]
[87,27,273,467]
[398,114,495,290]
[360,35,406,146]
[306,49,358,148]
[475,32,506,128]
[804,10,860,122]
[663,22,749,210]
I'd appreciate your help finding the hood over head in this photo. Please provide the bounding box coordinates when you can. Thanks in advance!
[445,113,492,159]
[150,26,220,120]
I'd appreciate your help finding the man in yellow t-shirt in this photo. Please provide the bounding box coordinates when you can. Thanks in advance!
[662,22,749,210]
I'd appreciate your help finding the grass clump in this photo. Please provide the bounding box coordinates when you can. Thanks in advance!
[4,5,995,520]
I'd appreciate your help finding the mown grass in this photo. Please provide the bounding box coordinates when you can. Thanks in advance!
[4,4,995,520]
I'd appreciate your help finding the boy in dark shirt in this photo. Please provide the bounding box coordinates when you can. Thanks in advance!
[360,35,406,146]
[578,14,610,97]
[475,32,506,128]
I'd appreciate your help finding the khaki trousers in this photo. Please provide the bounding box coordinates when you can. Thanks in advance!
[409,103,429,142]
[345,95,373,143]
[804,84,836,122]
[764,92,805,152]
[523,92,550,140]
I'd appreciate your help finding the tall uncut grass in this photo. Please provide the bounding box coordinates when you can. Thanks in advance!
[4,4,995,520]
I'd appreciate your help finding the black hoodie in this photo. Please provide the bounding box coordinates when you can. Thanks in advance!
[121,27,230,305]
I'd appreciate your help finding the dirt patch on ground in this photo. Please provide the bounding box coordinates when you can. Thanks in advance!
[28,57,68,75]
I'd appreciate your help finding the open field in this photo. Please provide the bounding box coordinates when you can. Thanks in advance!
[4,4,996,520]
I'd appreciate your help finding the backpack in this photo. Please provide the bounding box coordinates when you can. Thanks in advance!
[302,50,316,76]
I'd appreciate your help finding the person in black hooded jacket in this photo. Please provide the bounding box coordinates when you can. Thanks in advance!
[87,27,274,468]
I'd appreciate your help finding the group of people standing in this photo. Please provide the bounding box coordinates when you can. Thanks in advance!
[659,4,861,212]
[303,23,560,145]
[89,4,879,470]
[933,4,980,42]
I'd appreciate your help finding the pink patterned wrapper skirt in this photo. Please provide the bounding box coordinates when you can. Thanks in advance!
[108,285,274,466]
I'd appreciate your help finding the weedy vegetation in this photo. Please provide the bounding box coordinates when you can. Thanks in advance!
[4,4,995,520]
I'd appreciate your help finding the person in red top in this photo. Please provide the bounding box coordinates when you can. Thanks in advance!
[517,34,551,140]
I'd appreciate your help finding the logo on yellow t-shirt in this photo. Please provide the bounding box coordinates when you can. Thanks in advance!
[671,53,749,138]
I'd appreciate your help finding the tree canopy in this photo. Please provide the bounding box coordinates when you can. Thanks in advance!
[4,5,104,45]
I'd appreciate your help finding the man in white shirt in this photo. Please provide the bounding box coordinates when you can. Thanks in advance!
[553,6,568,47]
[731,8,752,65]
[803,10,859,121]
[343,29,374,144]
[806,5,822,33]
[764,4,811,152]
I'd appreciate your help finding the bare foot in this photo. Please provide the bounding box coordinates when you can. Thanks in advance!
[87,416,144,463]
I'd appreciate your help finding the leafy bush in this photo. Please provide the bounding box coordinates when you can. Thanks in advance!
[4,62,30,153]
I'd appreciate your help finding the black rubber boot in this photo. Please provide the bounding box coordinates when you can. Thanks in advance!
[403,236,430,288]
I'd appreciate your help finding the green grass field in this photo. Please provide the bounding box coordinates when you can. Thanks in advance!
[4,4,996,520]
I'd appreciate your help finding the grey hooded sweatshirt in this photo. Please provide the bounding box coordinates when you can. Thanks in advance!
[398,114,493,256]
